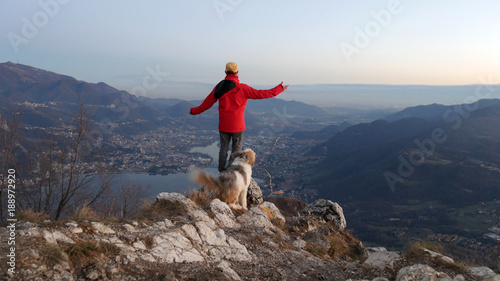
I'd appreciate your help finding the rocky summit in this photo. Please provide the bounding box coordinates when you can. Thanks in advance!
[1,188,499,280]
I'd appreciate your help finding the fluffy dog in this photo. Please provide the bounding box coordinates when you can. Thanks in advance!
[193,149,255,210]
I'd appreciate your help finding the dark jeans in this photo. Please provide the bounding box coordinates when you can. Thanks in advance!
[219,131,244,171]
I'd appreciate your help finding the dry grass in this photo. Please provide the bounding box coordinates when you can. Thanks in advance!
[69,205,101,222]
[136,199,188,222]
[403,240,466,273]
[404,240,445,260]
[186,188,214,208]
[143,236,154,249]
[17,208,50,223]
[327,234,350,259]
[305,242,329,258]
[40,244,65,267]
[64,239,120,267]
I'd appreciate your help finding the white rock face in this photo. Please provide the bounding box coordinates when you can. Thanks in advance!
[150,230,205,263]
[208,199,241,229]
[237,202,285,233]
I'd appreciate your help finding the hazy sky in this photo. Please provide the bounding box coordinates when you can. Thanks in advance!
[1,1,499,104]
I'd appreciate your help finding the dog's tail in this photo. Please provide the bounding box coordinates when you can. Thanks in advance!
[191,168,223,194]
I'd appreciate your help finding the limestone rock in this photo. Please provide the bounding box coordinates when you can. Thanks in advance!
[208,198,241,229]
[180,224,203,245]
[65,222,83,234]
[217,261,242,281]
[396,264,449,281]
[483,275,500,281]
[237,201,285,233]
[149,230,205,263]
[91,222,115,234]
[423,248,455,264]
[155,192,216,229]
[42,230,74,245]
[52,230,75,244]
[364,251,401,270]
[247,178,263,208]
[42,230,57,245]
[301,199,347,230]
[466,267,496,279]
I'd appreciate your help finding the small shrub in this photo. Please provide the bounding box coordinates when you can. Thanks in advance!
[65,240,99,262]
[41,220,66,229]
[40,245,65,267]
[69,205,101,222]
[17,208,49,223]
[305,242,328,258]
[404,240,445,260]
[327,234,350,259]
[98,241,121,256]
[143,236,154,249]
[64,239,119,267]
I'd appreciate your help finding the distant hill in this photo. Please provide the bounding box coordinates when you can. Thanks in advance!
[0,62,178,134]
[246,98,330,118]
[384,99,500,122]
[291,121,352,140]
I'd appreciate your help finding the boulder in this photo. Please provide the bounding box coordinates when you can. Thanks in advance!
[483,275,500,281]
[364,251,401,270]
[301,199,347,230]
[396,264,449,281]
[466,267,496,279]
[247,178,264,208]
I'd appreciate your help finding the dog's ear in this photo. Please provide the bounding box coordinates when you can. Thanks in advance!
[245,150,256,167]
[231,151,246,159]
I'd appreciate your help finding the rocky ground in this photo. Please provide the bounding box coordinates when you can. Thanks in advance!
[1,181,499,280]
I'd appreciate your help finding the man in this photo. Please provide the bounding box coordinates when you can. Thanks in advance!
[190,62,289,171]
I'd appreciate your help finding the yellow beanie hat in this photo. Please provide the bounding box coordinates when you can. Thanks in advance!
[225,62,238,73]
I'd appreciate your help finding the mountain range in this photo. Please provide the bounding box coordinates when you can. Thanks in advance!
[302,98,500,247]
[0,62,332,136]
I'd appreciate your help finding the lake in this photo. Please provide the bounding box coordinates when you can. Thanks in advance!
[113,168,219,198]
[113,141,262,198]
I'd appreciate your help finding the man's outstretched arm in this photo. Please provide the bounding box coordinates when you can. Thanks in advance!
[190,89,217,115]
[242,82,289,100]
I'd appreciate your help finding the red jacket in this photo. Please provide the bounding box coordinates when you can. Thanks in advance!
[190,74,285,133]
